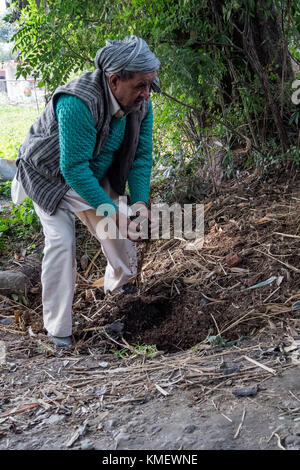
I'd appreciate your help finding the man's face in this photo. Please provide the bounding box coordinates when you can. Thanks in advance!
[108,71,157,113]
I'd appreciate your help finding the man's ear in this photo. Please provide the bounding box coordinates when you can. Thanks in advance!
[108,74,120,92]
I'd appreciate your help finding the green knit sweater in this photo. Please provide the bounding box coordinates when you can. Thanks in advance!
[56,94,153,214]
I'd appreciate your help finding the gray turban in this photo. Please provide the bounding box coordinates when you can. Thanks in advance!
[94,36,160,74]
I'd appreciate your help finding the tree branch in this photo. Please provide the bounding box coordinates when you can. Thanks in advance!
[158,89,266,156]
[48,27,94,64]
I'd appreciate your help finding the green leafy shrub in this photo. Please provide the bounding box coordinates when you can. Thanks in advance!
[0,195,41,250]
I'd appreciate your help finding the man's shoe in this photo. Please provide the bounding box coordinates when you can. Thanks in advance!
[106,283,138,296]
[47,332,72,347]
[120,283,138,295]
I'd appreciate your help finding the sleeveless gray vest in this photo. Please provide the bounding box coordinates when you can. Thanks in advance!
[16,69,148,215]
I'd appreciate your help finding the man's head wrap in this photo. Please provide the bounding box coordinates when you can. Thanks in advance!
[95,36,160,75]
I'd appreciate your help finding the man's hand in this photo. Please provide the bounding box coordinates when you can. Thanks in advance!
[130,201,156,242]
[133,201,151,222]
[134,201,159,236]
[115,208,145,243]
[115,202,155,242]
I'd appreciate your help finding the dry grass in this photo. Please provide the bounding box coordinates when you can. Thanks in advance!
[0,172,300,419]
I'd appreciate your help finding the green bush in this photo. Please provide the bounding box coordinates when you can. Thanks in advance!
[0,185,41,250]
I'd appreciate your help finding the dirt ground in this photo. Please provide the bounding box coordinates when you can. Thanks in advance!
[0,168,300,450]
[0,330,300,451]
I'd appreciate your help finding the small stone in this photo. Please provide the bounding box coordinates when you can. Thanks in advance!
[183,424,197,434]
[98,361,109,368]
[282,400,300,410]
[119,394,133,403]
[233,385,258,397]
[80,438,95,450]
[182,437,197,448]
[44,414,66,425]
[285,435,300,448]
[0,318,14,325]
[293,423,300,436]
[225,253,242,268]
[115,432,131,447]
[126,406,135,413]
[80,254,89,271]
[118,426,129,435]
[94,386,107,396]
[34,413,47,422]
[150,424,161,434]
[106,418,118,430]
[128,419,139,427]
[30,439,41,448]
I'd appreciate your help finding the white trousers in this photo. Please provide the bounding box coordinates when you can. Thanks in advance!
[33,179,137,337]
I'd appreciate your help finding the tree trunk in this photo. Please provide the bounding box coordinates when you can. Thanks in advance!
[242,3,291,150]
[0,254,41,296]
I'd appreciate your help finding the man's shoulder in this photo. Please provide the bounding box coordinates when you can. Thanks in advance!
[68,70,103,89]
[54,70,104,101]
[52,70,108,128]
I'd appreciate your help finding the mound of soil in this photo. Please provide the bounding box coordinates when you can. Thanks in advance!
[70,170,300,353]
[81,291,256,353]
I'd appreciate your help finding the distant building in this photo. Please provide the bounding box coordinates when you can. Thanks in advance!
[0,59,44,103]
[0,68,6,92]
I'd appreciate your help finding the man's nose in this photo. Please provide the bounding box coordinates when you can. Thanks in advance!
[140,87,150,100]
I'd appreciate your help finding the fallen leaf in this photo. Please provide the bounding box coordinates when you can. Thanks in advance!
[92,277,104,288]
[80,254,89,271]
[226,253,242,268]
[246,276,277,290]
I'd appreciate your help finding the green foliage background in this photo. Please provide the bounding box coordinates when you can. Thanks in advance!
[3,0,300,200]
[0,16,15,59]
